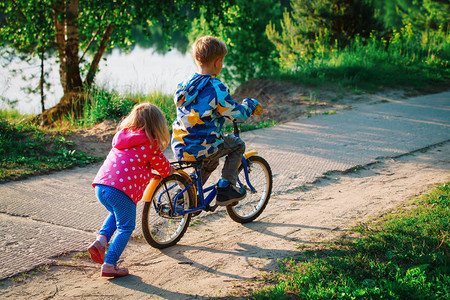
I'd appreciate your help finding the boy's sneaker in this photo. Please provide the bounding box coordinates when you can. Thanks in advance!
[216,184,246,206]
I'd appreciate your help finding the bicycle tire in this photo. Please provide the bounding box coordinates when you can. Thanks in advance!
[142,173,195,249]
[226,155,272,223]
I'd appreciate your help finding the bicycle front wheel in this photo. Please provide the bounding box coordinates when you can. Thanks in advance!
[142,174,194,249]
[226,155,272,223]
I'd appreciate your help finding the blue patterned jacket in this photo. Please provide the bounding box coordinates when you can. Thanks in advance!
[171,73,258,161]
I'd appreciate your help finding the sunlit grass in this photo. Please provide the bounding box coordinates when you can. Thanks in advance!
[124,90,176,129]
[277,48,449,93]
[0,108,34,120]
[250,183,450,299]
[1,88,277,181]
[274,26,450,94]
[68,88,275,134]
[0,117,102,182]
[223,120,277,133]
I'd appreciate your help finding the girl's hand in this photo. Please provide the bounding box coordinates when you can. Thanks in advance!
[151,172,162,180]
[152,166,173,179]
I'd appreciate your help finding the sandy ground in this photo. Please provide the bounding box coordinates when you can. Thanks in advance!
[1,81,448,298]
[1,139,448,299]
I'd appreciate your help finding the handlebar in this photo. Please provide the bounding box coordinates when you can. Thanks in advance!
[232,103,263,135]
[233,120,240,135]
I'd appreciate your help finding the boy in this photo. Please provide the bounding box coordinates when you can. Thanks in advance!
[171,35,260,206]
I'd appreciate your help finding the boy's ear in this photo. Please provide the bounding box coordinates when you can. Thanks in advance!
[214,57,222,68]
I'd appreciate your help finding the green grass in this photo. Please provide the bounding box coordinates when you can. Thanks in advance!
[277,48,449,94]
[1,90,277,181]
[124,90,176,130]
[273,27,450,94]
[251,183,450,299]
[74,89,176,129]
[80,88,274,134]
[78,88,137,127]
[223,120,277,133]
[0,117,102,182]
[0,108,32,120]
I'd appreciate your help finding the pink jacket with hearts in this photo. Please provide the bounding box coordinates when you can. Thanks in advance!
[93,128,172,204]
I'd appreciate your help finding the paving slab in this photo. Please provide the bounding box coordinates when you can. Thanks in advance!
[0,91,449,280]
[0,213,92,279]
[240,92,450,193]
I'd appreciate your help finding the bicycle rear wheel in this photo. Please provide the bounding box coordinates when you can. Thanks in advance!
[226,155,272,223]
[142,174,194,249]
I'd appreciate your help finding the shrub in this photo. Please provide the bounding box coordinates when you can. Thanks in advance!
[82,89,136,126]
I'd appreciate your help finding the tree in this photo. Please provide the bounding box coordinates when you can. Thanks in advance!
[374,0,450,31]
[0,1,54,113]
[266,0,382,69]
[0,0,232,124]
[190,0,283,86]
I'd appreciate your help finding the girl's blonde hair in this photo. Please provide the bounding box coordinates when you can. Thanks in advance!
[118,103,170,150]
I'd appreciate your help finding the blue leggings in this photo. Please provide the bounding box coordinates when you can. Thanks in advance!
[95,184,136,265]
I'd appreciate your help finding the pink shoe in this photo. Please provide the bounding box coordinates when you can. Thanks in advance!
[87,240,105,264]
[101,264,129,277]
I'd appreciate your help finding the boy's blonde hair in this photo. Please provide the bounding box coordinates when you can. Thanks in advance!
[118,103,170,150]
[192,36,227,65]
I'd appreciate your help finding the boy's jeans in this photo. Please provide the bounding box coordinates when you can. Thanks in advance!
[200,134,245,186]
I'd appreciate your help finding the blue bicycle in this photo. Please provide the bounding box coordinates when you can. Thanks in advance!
[141,120,273,249]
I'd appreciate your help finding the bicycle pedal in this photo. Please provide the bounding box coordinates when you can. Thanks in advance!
[191,211,202,217]
[206,204,219,212]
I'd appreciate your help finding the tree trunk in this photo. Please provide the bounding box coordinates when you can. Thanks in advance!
[40,47,45,113]
[39,0,84,125]
[84,23,114,88]
[52,0,66,92]
[64,0,83,93]
[37,92,86,126]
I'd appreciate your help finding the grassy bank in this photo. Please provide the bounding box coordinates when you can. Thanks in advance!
[0,89,276,181]
[273,26,450,94]
[277,50,449,94]
[251,183,450,299]
[63,88,274,132]
[0,115,101,182]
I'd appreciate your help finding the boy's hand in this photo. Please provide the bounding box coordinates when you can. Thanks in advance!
[253,104,263,116]
[242,98,261,116]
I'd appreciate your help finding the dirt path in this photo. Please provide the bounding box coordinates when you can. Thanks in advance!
[1,140,448,299]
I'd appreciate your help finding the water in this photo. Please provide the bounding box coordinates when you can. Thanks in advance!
[0,47,197,114]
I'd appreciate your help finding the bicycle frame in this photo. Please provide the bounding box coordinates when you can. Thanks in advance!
[141,111,272,249]
[169,151,257,216]
[142,121,259,217]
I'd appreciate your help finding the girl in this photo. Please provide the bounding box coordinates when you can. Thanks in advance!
[88,103,173,277]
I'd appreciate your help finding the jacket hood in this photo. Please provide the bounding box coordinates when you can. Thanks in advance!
[112,128,149,150]
[175,73,211,107]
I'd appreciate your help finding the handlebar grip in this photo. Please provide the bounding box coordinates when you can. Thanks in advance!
[253,104,263,116]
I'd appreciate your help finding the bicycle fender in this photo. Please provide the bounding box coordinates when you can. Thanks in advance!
[174,169,198,208]
[141,177,161,202]
[175,169,194,186]
[244,150,258,160]
[239,150,258,167]
[141,170,198,206]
